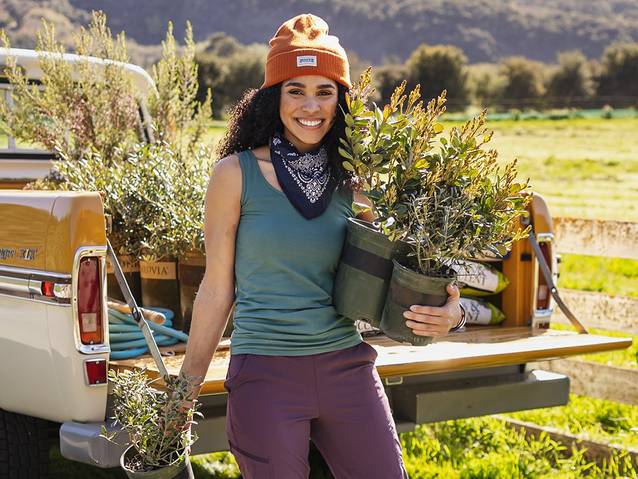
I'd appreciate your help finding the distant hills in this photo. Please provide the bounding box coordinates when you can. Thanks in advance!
[2,0,637,65]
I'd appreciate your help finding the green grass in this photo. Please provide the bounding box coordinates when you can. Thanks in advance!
[485,118,638,222]
[401,415,637,478]
[558,254,638,298]
[505,394,638,450]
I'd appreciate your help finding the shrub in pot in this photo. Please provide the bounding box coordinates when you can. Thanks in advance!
[174,149,211,334]
[338,69,530,344]
[335,69,445,327]
[102,368,200,478]
[380,111,530,344]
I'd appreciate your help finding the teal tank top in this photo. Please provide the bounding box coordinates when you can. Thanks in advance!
[230,149,363,356]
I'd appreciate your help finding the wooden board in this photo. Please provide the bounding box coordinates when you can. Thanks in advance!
[553,289,638,334]
[535,358,638,406]
[110,327,632,396]
[554,217,638,260]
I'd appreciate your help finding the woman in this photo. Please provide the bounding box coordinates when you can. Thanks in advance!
[180,14,464,478]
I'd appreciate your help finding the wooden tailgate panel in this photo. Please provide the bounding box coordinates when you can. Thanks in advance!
[110,328,632,395]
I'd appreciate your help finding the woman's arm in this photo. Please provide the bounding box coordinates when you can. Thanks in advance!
[179,154,242,400]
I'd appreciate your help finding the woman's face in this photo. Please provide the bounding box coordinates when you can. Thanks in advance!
[279,75,338,153]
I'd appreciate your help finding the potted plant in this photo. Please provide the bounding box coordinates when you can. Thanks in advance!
[334,68,445,327]
[380,111,530,344]
[173,145,212,334]
[337,69,530,344]
[102,368,201,478]
[114,141,188,330]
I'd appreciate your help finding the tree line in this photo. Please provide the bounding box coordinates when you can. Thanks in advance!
[195,33,638,117]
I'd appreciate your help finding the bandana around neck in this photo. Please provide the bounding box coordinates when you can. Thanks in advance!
[269,132,338,219]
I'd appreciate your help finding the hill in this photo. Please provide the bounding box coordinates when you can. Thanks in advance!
[2,0,637,65]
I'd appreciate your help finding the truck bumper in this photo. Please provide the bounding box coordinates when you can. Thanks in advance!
[59,420,128,468]
[391,367,569,425]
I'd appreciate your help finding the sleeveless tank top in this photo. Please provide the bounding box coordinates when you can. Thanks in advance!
[230,149,363,356]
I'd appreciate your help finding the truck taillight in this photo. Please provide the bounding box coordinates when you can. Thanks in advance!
[535,238,552,311]
[78,257,103,345]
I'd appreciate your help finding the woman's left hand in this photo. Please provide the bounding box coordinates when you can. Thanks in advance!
[403,283,463,337]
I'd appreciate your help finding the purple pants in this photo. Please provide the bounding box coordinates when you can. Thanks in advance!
[224,341,409,478]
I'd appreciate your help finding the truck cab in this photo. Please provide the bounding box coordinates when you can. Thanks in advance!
[0,49,632,476]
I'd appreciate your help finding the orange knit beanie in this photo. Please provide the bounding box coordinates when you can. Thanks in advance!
[261,14,351,89]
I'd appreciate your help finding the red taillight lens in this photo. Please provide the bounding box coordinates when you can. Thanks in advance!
[41,281,55,297]
[84,359,107,385]
[78,257,103,344]
[536,241,552,310]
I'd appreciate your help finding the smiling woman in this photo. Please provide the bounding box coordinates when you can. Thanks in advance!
[178,13,411,478]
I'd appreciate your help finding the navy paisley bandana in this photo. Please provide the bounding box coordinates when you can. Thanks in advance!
[270,132,338,219]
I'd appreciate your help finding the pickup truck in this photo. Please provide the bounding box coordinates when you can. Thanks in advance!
[0,49,633,477]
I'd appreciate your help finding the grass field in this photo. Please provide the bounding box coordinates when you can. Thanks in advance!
[471,117,638,223]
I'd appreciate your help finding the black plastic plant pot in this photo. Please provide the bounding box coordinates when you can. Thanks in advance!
[120,445,190,479]
[140,258,183,330]
[106,254,142,304]
[178,251,205,335]
[333,218,409,328]
[380,259,453,346]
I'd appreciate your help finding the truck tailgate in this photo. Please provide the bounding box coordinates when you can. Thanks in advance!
[110,327,632,395]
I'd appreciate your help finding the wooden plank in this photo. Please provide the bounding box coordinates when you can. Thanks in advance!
[111,328,632,396]
[554,217,638,260]
[500,417,638,467]
[553,289,638,334]
[534,358,638,406]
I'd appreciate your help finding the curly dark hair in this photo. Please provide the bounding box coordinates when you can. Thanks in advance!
[216,83,356,189]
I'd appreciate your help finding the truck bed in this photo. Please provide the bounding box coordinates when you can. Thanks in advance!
[110,327,632,394]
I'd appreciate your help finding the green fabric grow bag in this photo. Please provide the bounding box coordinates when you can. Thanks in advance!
[381,260,454,346]
[333,218,409,328]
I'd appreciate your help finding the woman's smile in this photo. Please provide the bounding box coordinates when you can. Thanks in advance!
[296,118,325,128]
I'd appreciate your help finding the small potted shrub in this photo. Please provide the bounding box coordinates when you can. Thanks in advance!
[334,69,445,327]
[102,368,200,478]
[380,111,530,344]
[118,142,190,330]
[174,145,212,334]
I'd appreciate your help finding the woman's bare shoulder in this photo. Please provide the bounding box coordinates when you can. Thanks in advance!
[207,154,242,200]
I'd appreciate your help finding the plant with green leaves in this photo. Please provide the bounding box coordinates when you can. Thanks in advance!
[0,12,141,173]
[52,147,140,256]
[405,111,530,276]
[116,141,212,261]
[0,11,214,259]
[101,368,201,473]
[339,67,447,239]
[148,21,213,161]
[340,68,530,277]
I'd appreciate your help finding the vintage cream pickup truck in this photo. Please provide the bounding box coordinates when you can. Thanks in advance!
[0,49,632,477]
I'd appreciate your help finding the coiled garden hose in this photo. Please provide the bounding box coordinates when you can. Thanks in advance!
[108,307,189,360]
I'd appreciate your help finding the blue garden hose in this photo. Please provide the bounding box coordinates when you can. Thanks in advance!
[108,307,189,360]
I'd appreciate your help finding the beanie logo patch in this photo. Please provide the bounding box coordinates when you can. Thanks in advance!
[296,55,317,67]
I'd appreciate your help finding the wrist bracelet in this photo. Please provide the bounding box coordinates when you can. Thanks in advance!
[449,303,466,332]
